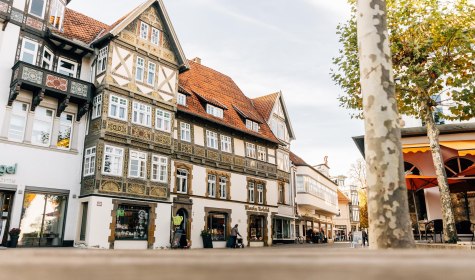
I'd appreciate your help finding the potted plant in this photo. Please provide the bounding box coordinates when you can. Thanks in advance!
[200,229,213,248]
[8,228,21,248]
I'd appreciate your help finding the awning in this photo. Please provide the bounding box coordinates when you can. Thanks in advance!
[405,174,468,192]
[402,143,431,154]
[440,141,475,156]
[273,214,297,220]
[457,164,475,177]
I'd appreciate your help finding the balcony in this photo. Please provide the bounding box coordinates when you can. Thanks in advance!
[296,192,339,215]
[9,61,94,120]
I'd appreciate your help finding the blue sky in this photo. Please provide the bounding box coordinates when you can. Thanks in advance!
[69,0,364,177]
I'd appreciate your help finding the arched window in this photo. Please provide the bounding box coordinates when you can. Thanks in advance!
[404,162,421,175]
[444,157,474,177]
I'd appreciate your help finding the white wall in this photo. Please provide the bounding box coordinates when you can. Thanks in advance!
[424,188,443,220]
[194,125,204,146]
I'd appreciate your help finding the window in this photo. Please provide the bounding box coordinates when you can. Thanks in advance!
[177,93,187,106]
[277,151,289,172]
[257,146,266,161]
[147,62,156,85]
[206,130,218,149]
[8,102,28,142]
[155,109,171,132]
[102,145,124,176]
[97,46,108,74]
[140,22,149,40]
[219,177,227,199]
[151,27,160,45]
[136,57,145,82]
[115,205,149,240]
[109,95,128,121]
[20,38,38,65]
[91,94,102,119]
[57,58,77,77]
[249,215,265,241]
[83,147,96,177]
[208,213,228,241]
[151,155,168,183]
[176,169,188,193]
[246,143,256,158]
[220,135,232,153]
[207,174,216,197]
[42,47,53,70]
[57,113,73,149]
[31,107,54,147]
[180,122,191,142]
[49,0,65,29]
[257,184,264,204]
[132,102,151,127]
[206,104,223,118]
[278,184,285,204]
[246,120,259,132]
[29,0,46,18]
[128,150,147,179]
[248,182,255,203]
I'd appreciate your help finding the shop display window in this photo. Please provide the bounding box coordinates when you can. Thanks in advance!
[273,218,291,239]
[249,215,265,241]
[207,212,227,241]
[115,205,149,240]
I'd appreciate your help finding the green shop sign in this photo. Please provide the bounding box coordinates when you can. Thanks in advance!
[0,164,17,176]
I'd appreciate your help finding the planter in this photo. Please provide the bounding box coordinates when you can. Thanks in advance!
[201,235,213,248]
[8,235,19,248]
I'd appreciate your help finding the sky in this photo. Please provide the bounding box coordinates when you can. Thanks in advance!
[68,0,364,177]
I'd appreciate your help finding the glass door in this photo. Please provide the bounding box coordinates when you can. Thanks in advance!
[18,192,67,247]
[0,192,14,246]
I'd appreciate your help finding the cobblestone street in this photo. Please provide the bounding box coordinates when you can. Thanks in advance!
[2,243,475,280]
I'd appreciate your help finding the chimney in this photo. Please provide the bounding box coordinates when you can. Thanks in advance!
[192,57,201,64]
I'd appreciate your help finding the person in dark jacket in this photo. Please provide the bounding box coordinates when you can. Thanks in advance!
[227,224,241,248]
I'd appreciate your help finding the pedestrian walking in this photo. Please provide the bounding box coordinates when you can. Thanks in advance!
[362,229,368,246]
[227,224,241,248]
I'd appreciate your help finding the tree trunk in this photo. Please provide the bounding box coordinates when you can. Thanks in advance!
[422,104,458,243]
[356,0,415,248]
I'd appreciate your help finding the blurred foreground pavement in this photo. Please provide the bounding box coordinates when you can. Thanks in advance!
[1,243,474,280]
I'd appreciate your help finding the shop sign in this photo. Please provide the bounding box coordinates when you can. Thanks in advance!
[117,209,125,217]
[0,164,17,176]
[245,205,270,213]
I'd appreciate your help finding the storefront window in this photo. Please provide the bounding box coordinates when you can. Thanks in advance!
[115,205,149,240]
[208,213,227,241]
[249,215,265,241]
[273,218,291,239]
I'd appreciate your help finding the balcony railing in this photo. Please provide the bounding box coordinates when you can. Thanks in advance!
[9,61,94,121]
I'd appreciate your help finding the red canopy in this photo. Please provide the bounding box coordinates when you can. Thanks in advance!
[405,175,464,192]
[457,164,475,177]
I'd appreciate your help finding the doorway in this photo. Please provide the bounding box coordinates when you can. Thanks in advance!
[0,191,14,246]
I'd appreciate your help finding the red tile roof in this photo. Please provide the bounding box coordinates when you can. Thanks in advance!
[289,151,308,166]
[55,8,109,45]
[252,92,279,121]
[178,60,279,143]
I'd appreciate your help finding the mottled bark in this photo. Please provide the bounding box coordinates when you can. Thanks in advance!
[357,0,415,248]
[422,102,458,243]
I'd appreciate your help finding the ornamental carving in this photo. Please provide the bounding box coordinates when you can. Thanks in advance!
[22,67,43,85]
[150,186,167,198]
[82,179,95,195]
[10,10,23,23]
[13,68,19,81]
[71,81,88,97]
[180,143,192,154]
[90,119,102,134]
[154,133,171,146]
[222,154,234,164]
[131,126,152,141]
[194,146,205,157]
[106,120,128,135]
[0,2,8,13]
[46,74,68,92]
[127,184,146,195]
[26,16,43,30]
[235,157,245,167]
[101,181,121,193]
[207,150,220,161]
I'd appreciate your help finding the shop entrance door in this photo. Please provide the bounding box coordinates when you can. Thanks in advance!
[0,192,14,246]
[18,192,68,247]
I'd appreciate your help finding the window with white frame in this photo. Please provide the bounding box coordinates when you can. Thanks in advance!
[20,38,39,65]
[246,119,259,132]
[206,130,218,149]
[176,169,188,193]
[31,107,54,147]
[8,102,29,142]
[97,46,108,74]
[278,184,285,204]
[283,153,290,172]
[136,57,145,82]
[206,104,223,118]
[83,147,96,177]
[102,145,124,176]
[180,122,191,142]
[219,177,227,199]
[57,113,73,150]
[220,135,232,153]
[57,57,77,77]
[177,93,187,106]
[151,27,160,45]
[29,0,46,18]
[91,94,102,119]
[132,101,151,127]
[140,22,149,40]
[257,183,264,204]
[257,146,267,161]
[208,174,216,197]
[277,151,285,171]
[248,182,255,203]
[151,155,168,183]
[109,95,128,121]
[246,143,256,158]
[49,0,65,29]
[155,108,171,132]
[147,62,156,85]
[42,47,53,70]
[128,150,147,179]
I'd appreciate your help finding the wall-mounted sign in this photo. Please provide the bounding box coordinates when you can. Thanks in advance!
[245,205,270,213]
[0,164,17,177]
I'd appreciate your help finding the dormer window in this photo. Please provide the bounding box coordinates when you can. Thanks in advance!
[246,119,259,132]
[29,0,46,19]
[49,0,65,30]
[177,93,187,106]
[206,104,223,118]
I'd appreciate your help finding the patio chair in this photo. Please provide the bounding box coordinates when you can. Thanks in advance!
[425,219,443,243]
[455,220,474,242]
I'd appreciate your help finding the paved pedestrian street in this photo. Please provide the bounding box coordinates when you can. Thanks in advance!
[1,243,475,280]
